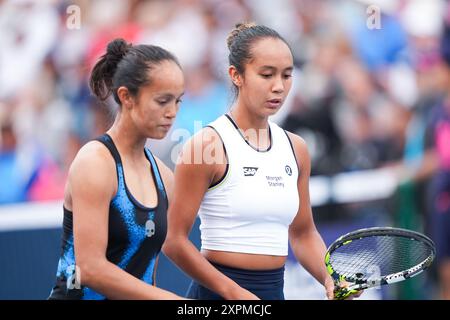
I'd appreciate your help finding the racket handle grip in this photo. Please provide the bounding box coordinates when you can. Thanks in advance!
[334,287,359,300]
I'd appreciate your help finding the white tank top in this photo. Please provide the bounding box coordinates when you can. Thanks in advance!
[198,114,300,256]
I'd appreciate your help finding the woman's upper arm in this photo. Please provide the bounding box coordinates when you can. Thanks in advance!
[69,142,116,269]
[167,128,223,238]
[286,132,316,236]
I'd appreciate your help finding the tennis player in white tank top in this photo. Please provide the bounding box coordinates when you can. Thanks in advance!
[163,23,361,300]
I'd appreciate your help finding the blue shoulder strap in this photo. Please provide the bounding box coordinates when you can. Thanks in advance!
[144,148,167,200]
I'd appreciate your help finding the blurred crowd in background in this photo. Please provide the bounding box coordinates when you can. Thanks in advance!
[1,0,450,299]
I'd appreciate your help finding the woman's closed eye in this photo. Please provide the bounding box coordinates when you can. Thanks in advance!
[260,73,292,80]
[156,92,184,106]
[156,98,175,106]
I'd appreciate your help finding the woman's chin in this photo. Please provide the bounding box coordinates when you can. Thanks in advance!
[146,130,169,140]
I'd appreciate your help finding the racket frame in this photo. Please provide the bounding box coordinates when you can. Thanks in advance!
[324,227,436,299]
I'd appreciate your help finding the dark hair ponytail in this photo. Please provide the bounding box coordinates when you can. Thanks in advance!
[89,39,130,102]
[89,38,180,105]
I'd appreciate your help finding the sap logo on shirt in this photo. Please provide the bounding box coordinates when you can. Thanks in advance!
[243,167,258,176]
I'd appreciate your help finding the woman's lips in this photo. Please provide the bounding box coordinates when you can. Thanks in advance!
[267,99,282,108]
[160,124,172,130]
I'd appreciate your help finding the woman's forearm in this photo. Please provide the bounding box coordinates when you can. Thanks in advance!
[163,237,239,298]
[289,229,330,286]
[79,259,182,300]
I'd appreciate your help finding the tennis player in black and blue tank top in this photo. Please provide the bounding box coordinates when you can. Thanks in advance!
[49,135,168,299]
[48,39,185,299]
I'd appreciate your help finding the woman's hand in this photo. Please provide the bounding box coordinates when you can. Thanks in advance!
[325,276,363,300]
[324,275,336,300]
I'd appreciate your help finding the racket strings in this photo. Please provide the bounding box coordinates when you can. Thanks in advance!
[330,235,432,282]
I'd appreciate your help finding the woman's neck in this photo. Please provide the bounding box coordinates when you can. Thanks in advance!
[107,113,147,161]
[229,103,271,151]
[229,103,269,131]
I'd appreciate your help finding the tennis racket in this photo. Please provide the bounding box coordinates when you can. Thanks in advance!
[324,227,436,300]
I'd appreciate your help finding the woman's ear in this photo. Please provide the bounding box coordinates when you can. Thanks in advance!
[117,86,133,109]
[228,65,242,87]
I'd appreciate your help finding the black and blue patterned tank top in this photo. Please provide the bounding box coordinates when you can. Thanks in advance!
[48,134,168,300]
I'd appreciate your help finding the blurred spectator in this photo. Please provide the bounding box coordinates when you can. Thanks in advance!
[138,0,209,71]
[0,0,59,99]
[0,115,28,204]
[427,92,450,300]
[425,11,450,299]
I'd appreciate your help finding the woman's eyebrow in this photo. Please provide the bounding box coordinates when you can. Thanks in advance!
[259,65,276,71]
[156,92,184,99]
[155,94,174,100]
[259,65,294,72]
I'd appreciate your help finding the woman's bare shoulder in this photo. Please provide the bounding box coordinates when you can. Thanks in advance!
[68,140,117,193]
